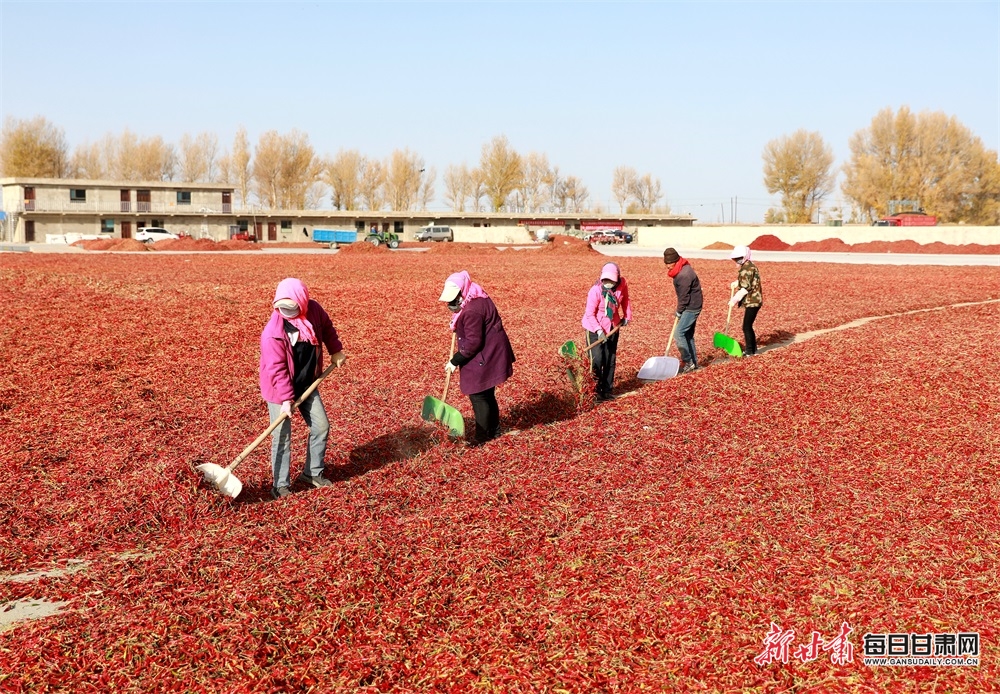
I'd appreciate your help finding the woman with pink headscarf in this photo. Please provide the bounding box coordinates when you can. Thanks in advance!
[439,270,515,446]
[582,262,632,401]
[729,245,763,356]
[260,278,346,499]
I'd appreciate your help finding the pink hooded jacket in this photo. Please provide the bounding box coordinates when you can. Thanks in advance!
[259,279,343,404]
[582,263,632,334]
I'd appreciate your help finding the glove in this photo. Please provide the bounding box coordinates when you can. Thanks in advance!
[444,361,458,374]
[331,351,346,367]
[674,311,682,319]
[620,319,628,328]
[596,329,605,338]
[730,280,739,290]
[280,400,292,418]
[730,288,748,307]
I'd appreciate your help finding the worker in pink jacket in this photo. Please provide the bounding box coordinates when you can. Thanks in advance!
[260,278,345,500]
[581,262,632,401]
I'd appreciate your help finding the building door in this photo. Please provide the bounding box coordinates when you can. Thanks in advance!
[25,220,35,243]
[267,222,277,241]
[24,187,35,211]
[121,221,132,239]
[120,190,131,212]
[255,222,263,241]
[137,190,151,213]
[222,191,232,214]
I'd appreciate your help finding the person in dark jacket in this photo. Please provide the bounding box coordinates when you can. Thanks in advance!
[663,247,703,373]
[439,270,516,445]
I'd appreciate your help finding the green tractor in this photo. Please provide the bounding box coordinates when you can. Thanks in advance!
[365,228,400,249]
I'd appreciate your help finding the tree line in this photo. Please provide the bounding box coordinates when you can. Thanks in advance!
[0,120,666,215]
[763,107,1000,224]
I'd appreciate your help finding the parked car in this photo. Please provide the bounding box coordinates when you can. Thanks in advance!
[415,225,454,242]
[135,227,180,243]
[612,230,633,243]
[588,230,622,244]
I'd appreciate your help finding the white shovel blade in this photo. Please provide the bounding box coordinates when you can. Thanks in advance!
[637,356,680,381]
[196,463,243,499]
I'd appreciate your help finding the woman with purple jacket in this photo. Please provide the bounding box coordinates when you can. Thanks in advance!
[260,278,346,499]
[439,270,516,446]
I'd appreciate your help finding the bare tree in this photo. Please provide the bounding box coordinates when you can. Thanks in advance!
[231,126,253,208]
[178,132,219,182]
[469,167,487,213]
[563,176,590,212]
[418,166,436,210]
[68,141,105,179]
[0,116,69,178]
[762,129,834,223]
[521,152,553,212]
[252,130,283,209]
[323,149,363,210]
[479,135,523,211]
[842,106,1000,224]
[611,165,638,213]
[629,173,663,213]
[278,129,320,209]
[444,163,472,211]
[384,148,424,211]
[359,158,385,211]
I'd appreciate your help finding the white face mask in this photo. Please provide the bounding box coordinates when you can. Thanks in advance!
[602,281,615,290]
[278,305,300,319]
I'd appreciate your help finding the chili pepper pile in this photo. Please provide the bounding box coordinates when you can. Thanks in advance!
[1,252,997,690]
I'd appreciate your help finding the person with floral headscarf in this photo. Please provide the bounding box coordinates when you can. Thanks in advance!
[439,270,516,446]
[728,245,763,356]
[582,262,632,401]
[260,278,346,499]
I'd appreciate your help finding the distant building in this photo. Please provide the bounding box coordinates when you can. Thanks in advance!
[0,177,694,246]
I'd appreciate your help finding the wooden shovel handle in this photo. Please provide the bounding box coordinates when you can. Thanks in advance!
[442,332,457,402]
[582,324,620,353]
[724,285,735,334]
[665,315,679,356]
[227,361,338,472]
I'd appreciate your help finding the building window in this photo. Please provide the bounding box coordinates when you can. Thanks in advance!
[281,220,292,230]
[70,189,86,202]
[238,220,249,232]
[101,219,115,234]
[151,219,163,227]
[177,191,192,205]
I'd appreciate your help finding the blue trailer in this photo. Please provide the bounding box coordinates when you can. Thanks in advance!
[312,229,358,248]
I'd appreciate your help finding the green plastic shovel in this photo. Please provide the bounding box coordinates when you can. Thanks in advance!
[713,287,744,358]
[558,324,620,360]
[421,333,466,437]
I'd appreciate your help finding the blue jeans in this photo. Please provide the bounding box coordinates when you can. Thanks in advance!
[267,391,329,490]
[674,309,701,367]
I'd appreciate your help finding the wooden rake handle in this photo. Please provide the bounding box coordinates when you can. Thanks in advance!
[442,332,457,402]
[665,315,679,356]
[724,285,735,334]
[582,324,620,353]
[227,361,338,473]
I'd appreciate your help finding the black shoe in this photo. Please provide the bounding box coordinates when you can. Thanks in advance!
[297,474,333,489]
[680,363,699,374]
[270,486,292,500]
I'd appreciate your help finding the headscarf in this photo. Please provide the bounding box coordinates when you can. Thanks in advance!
[730,245,752,264]
[444,270,488,330]
[598,262,621,320]
[667,256,689,278]
[273,277,318,345]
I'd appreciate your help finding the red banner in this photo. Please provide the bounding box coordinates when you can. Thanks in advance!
[519,219,564,227]
[581,220,624,231]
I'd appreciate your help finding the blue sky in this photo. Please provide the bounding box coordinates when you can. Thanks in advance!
[2,1,997,222]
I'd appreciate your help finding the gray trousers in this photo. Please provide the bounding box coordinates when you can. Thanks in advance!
[267,391,329,490]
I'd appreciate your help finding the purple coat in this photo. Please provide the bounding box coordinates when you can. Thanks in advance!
[259,300,342,403]
[451,296,515,396]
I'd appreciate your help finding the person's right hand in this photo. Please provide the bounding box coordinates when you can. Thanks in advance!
[280,401,292,417]
[596,329,605,339]
[730,280,739,290]
[331,351,346,367]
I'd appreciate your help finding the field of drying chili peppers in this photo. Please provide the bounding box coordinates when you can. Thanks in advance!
[1,248,999,692]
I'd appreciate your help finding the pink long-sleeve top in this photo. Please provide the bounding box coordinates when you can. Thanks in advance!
[259,300,342,404]
[581,278,632,334]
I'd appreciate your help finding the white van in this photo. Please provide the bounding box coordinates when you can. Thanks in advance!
[415,224,454,242]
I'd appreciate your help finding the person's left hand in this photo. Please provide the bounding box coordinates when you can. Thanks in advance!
[674,311,682,319]
[620,319,628,328]
[444,361,458,374]
[331,351,347,367]
[728,297,739,308]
